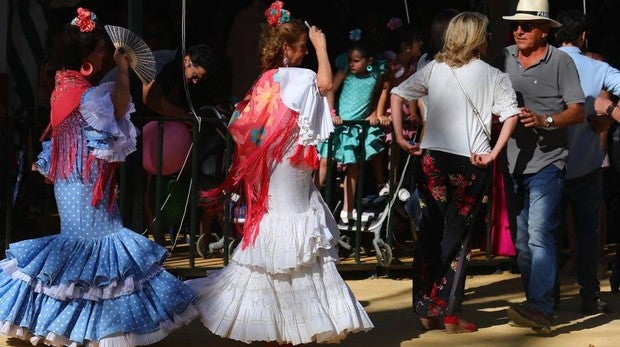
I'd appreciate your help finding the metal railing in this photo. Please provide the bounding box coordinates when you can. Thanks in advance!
[129,107,230,268]
[323,120,399,266]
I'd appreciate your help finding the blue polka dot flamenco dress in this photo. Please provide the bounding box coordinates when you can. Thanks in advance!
[0,72,198,346]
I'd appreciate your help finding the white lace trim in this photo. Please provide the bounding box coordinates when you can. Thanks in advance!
[80,82,139,162]
[278,67,333,146]
[493,72,520,122]
[1,258,163,301]
[0,305,198,347]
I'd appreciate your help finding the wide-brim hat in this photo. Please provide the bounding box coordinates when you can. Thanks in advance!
[502,0,562,28]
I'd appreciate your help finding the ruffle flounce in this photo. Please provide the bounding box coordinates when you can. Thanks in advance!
[278,67,334,146]
[317,123,386,164]
[80,82,138,162]
[2,230,170,300]
[185,188,373,345]
[186,257,373,345]
[35,140,53,177]
[232,190,339,274]
[0,301,197,347]
[0,230,197,345]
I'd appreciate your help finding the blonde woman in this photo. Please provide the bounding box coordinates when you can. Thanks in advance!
[391,11,519,333]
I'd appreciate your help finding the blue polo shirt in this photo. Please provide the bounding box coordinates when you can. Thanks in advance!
[559,45,620,180]
[501,44,585,175]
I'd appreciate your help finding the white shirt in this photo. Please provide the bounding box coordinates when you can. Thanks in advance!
[391,59,519,157]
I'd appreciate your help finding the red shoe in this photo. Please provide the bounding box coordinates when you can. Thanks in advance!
[443,315,477,333]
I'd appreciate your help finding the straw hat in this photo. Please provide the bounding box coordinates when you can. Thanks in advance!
[502,0,562,28]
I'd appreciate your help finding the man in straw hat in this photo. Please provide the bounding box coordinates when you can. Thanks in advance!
[493,0,585,333]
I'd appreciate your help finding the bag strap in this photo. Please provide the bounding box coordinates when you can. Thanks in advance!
[450,67,492,141]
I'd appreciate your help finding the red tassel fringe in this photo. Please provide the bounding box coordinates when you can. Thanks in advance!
[201,109,303,249]
[41,109,120,213]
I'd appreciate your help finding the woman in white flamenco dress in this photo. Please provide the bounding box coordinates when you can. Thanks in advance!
[187,64,374,345]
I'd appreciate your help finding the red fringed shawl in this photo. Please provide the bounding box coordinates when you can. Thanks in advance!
[201,69,319,249]
[40,70,120,211]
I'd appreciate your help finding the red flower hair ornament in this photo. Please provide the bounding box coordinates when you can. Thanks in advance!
[265,1,291,27]
[387,17,403,31]
[71,7,97,32]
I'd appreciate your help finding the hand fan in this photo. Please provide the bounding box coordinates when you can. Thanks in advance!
[104,25,156,84]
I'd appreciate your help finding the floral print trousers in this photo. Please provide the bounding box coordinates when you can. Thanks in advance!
[413,150,490,317]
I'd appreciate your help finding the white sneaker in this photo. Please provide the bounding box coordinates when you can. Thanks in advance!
[351,209,374,222]
[340,210,352,224]
[379,184,390,197]
[340,209,373,223]
[397,188,410,201]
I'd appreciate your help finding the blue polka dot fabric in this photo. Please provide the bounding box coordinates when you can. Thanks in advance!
[0,84,198,346]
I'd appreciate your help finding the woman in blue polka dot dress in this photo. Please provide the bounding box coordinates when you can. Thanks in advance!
[0,8,198,346]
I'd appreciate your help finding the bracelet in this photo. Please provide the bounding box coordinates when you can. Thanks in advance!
[605,102,618,116]
[330,108,337,116]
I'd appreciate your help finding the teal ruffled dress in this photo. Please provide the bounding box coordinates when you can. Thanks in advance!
[318,53,386,164]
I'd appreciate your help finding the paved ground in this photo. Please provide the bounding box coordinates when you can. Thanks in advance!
[2,268,619,347]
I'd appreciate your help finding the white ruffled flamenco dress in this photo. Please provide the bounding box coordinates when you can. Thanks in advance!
[186,68,374,345]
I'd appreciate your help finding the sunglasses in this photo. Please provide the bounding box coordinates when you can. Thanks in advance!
[187,60,205,84]
[510,21,540,33]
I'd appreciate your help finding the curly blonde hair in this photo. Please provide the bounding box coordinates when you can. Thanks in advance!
[435,12,489,68]
[258,18,306,72]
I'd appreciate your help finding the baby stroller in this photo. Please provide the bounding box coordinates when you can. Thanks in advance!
[194,104,243,260]
[333,154,418,268]
[197,193,244,261]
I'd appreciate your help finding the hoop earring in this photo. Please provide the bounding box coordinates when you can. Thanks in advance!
[366,64,373,72]
[80,63,93,77]
[283,56,290,67]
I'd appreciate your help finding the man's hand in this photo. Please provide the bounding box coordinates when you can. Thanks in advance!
[518,108,546,128]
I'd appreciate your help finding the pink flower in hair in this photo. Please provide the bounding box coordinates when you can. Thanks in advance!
[265,1,290,27]
[387,17,403,31]
[71,7,97,32]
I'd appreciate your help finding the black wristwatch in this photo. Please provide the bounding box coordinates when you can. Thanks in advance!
[605,102,618,117]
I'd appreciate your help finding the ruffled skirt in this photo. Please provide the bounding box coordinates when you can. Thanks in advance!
[0,229,198,346]
[186,158,373,345]
[317,124,385,164]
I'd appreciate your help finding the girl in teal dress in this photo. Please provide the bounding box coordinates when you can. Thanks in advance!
[317,32,389,223]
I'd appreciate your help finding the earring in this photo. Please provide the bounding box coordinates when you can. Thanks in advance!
[366,64,373,72]
[283,56,290,67]
[80,62,93,77]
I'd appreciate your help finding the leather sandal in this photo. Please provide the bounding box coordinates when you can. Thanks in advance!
[419,316,440,330]
[443,315,477,333]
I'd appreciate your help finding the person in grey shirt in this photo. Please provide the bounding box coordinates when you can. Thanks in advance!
[494,0,585,333]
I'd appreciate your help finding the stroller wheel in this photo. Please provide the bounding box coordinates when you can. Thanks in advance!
[375,240,393,268]
[227,237,241,259]
[196,233,219,258]
[196,234,218,259]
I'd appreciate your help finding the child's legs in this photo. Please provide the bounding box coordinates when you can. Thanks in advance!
[343,164,359,212]
[371,151,387,188]
[315,157,329,188]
